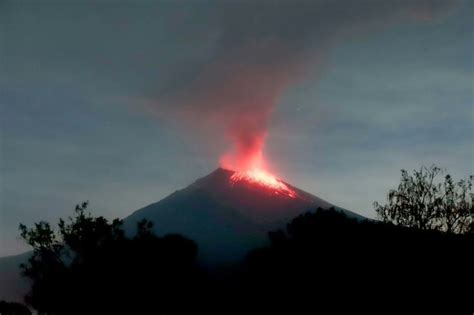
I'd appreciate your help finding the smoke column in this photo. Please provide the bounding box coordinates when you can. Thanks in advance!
[150,0,457,172]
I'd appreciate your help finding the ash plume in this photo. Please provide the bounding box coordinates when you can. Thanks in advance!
[148,0,457,171]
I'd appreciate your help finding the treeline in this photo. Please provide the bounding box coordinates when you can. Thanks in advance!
[7,206,473,314]
[15,202,204,315]
[240,208,473,313]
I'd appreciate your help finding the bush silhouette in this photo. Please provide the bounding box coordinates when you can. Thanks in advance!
[18,202,473,313]
[19,202,203,315]
[242,208,473,313]
[374,165,473,233]
[0,301,31,315]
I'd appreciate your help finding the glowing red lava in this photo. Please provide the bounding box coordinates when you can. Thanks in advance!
[230,168,297,199]
[220,130,296,198]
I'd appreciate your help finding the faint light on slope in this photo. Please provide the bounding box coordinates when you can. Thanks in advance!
[230,168,297,199]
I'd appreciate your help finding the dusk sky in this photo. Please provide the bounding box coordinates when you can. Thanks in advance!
[1,0,473,257]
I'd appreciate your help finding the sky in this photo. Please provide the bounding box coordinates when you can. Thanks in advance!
[1,0,473,257]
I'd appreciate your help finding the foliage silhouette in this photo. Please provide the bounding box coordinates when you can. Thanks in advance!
[0,301,31,315]
[18,202,473,313]
[374,165,473,233]
[241,208,473,313]
[19,202,203,315]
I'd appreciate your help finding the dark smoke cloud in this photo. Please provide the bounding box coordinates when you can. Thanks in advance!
[148,0,457,171]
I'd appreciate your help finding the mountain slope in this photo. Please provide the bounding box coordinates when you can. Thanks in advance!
[0,168,365,301]
[123,168,363,263]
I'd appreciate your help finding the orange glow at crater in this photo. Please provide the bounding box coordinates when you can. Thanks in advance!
[219,121,296,198]
[230,168,297,199]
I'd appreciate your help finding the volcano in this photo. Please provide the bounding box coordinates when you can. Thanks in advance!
[0,168,365,302]
[123,168,363,263]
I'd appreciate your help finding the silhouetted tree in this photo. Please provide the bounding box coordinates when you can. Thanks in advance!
[374,165,473,234]
[243,207,473,313]
[19,202,202,315]
[0,301,31,315]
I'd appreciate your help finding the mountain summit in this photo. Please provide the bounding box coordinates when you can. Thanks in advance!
[123,168,363,263]
[0,168,365,302]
